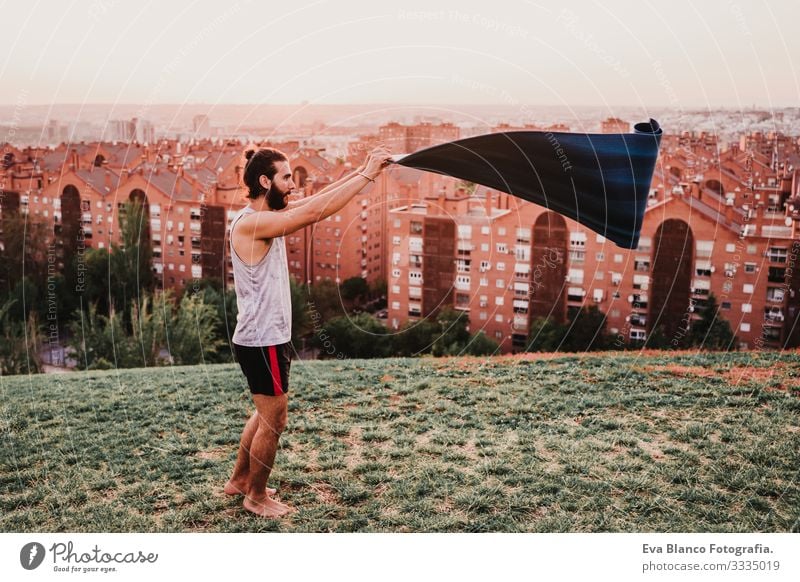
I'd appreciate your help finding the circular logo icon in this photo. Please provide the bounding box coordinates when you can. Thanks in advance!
[20,542,46,570]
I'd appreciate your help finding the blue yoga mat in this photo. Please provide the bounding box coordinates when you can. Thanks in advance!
[389,119,662,249]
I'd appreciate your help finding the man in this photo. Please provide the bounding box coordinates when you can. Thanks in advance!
[224,145,391,517]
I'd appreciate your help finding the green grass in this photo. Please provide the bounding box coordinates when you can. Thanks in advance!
[1,350,798,532]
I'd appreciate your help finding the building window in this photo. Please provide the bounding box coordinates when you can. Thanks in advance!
[568,268,584,284]
[496,262,505,271]
[743,283,754,294]
[767,247,787,263]
[744,262,756,273]
[696,240,714,258]
[630,329,646,341]
[455,275,470,290]
[569,231,587,248]
[721,301,731,310]
[740,322,751,332]
[742,303,752,313]
[496,243,507,254]
[614,254,623,263]
[567,287,585,302]
[595,271,604,280]
[457,225,472,239]
[596,252,605,261]
[496,279,505,288]
[726,243,736,252]
[410,221,422,234]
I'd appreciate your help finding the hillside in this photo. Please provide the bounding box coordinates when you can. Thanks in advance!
[1,350,798,532]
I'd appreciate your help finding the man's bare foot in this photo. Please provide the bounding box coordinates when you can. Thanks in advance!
[224,480,276,497]
[243,495,293,518]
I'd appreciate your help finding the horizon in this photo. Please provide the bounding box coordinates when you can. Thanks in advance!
[2,1,797,110]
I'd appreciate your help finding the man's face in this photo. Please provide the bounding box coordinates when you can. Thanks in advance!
[261,160,295,210]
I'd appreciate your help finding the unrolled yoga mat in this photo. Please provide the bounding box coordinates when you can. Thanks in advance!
[389,119,662,249]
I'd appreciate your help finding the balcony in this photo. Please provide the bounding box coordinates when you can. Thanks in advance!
[764,307,784,324]
[768,267,786,283]
[629,314,647,327]
[766,288,786,303]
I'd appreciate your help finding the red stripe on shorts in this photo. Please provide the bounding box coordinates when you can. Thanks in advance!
[268,345,283,395]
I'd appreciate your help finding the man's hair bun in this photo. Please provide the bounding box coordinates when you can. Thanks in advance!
[241,147,289,199]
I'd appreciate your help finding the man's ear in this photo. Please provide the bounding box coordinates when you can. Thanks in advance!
[259,175,271,191]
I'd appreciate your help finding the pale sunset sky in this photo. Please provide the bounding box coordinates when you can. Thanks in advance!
[1,0,797,108]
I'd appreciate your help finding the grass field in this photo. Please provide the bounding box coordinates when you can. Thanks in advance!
[1,350,798,532]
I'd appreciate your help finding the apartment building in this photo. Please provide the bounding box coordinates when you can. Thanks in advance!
[386,128,800,351]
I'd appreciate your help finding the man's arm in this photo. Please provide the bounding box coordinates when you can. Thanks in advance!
[239,151,388,241]
[284,165,366,211]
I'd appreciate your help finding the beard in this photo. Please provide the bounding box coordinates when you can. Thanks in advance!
[266,182,290,210]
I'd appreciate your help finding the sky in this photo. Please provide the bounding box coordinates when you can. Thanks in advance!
[1,0,798,109]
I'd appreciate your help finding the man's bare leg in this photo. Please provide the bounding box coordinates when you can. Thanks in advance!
[224,411,276,496]
[242,393,293,518]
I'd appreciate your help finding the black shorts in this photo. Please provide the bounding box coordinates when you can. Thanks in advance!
[233,342,292,396]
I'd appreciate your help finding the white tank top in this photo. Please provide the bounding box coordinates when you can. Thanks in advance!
[229,206,292,346]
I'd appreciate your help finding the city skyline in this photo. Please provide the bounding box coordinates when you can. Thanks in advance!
[1,0,798,109]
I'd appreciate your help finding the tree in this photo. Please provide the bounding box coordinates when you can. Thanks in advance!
[111,198,154,330]
[289,276,311,346]
[687,292,736,350]
[393,318,439,356]
[164,291,225,364]
[643,324,672,350]
[464,331,500,356]
[68,289,223,369]
[431,308,471,356]
[526,316,566,352]
[0,298,42,375]
[307,279,345,323]
[340,276,369,308]
[560,305,611,351]
[0,212,49,298]
[526,306,611,352]
[309,313,391,358]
